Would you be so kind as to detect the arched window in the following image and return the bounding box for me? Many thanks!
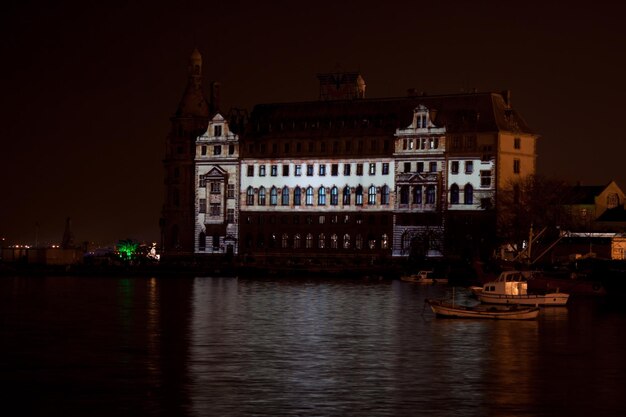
[246,186,255,205]
[258,186,266,206]
[381,234,389,249]
[306,186,314,205]
[343,234,351,249]
[294,187,302,206]
[400,185,409,204]
[413,186,422,204]
[198,232,206,251]
[270,186,278,206]
[368,185,377,205]
[450,184,459,204]
[464,183,473,205]
[318,233,325,249]
[294,234,301,249]
[381,185,390,205]
[331,234,338,249]
[282,233,289,248]
[281,186,289,206]
[306,233,313,248]
[426,185,436,204]
[318,186,326,205]
[355,186,363,206]
[356,234,363,249]
[330,186,339,205]
[343,186,351,205]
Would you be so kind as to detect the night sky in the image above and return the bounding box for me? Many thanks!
[2,0,625,246]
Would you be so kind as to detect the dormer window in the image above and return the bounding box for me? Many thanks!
[214,125,222,136]
[608,193,619,209]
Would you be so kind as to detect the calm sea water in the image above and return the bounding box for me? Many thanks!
[1,275,626,417]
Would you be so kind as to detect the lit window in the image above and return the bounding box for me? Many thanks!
[294,187,302,206]
[330,186,339,205]
[343,186,351,205]
[331,234,338,249]
[356,234,363,250]
[271,165,277,176]
[369,163,376,175]
[368,185,376,205]
[306,186,314,205]
[318,187,326,205]
[343,234,351,249]
[355,186,363,205]
[281,186,289,205]
[295,165,302,176]
[259,165,266,176]
[319,164,326,176]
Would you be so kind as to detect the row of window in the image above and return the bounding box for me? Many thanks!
[198,181,236,197]
[243,213,390,225]
[199,144,236,156]
[246,162,390,177]
[246,138,392,155]
[244,233,390,250]
[401,137,440,150]
[245,185,391,206]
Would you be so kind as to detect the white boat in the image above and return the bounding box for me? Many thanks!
[477,270,569,306]
[400,270,448,284]
[426,298,540,320]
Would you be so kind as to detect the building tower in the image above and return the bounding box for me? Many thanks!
[161,48,210,256]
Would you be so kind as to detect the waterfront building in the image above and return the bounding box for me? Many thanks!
[163,50,538,263]
[194,114,240,255]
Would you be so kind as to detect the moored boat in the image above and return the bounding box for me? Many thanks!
[400,270,448,284]
[477,270,569,306]
[426,298,540,320]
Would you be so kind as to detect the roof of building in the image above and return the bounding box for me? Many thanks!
[245,91,534,139]
[563,184,610,205]
[596,206,626,222]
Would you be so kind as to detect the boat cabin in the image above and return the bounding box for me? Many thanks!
[483,271,529,296]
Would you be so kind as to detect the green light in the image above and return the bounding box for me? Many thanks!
[117,239,139,261]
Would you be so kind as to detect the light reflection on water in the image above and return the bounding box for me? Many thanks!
[1,276,626,416]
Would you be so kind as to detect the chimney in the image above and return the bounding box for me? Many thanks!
[501,89,511,107]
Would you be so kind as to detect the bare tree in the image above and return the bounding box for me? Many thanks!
[497,174,570,251]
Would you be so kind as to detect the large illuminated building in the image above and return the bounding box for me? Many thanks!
[161,50,537,263]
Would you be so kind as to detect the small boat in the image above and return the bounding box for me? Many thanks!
[400,270,448,284]
[477,271,569,306]
[426,298,540,320]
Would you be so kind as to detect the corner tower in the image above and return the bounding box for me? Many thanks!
[161,48,210,256]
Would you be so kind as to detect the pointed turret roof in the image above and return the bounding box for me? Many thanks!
[175,48,210,118]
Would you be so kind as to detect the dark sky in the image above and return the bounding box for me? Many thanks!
[2,0,626,246]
